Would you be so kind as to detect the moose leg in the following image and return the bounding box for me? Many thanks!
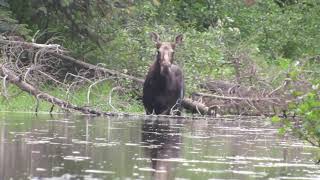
[144,105,154,115]
[154,103,170,115]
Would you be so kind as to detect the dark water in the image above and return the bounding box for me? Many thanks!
[0,113,320,180]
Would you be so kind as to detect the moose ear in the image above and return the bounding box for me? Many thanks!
[175,34,183,45]
[150,32,160,43]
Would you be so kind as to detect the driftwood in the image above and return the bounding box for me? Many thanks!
[181,98,215,115]
[195,80,290,116]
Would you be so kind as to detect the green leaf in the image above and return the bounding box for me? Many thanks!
[278,58,291,69]
[271,116,281,123]
[278,127,287,135]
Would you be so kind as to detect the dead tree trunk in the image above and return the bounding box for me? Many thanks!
[51,53,145,84]
[0,63,109,115]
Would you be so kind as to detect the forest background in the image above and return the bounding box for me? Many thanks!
[0,0,319,146]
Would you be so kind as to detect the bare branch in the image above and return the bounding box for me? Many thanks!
[0,39,63,51]
[87,78,115,104]
[108,86,123,112]
[194,92,280,102]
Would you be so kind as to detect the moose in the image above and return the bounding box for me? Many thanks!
[143,32,184,115]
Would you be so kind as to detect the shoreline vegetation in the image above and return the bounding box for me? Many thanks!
[0,0,319,147]
[0,40,290,117]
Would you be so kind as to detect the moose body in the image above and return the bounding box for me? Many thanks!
[143,33,184,115]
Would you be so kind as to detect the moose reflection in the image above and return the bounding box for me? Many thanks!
[141,119,182,180]
[143,32,184,115]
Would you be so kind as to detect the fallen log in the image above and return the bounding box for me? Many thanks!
[181,98,212,115]
[51,53,145,85]
[0,63,106,115]
[195,80,289,116]
[193,92,280,102]
[0,39,62,49]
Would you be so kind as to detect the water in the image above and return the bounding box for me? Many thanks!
[0,113,319,180]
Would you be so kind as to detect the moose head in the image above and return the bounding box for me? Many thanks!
[150,32,183,75]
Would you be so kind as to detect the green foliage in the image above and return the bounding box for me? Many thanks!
[5,0,319,73]
[0,6,31,38]
[293,84,320,145]
[2,0,320,146]
[271,59,320,146]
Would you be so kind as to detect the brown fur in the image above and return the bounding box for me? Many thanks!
[143,33,184,115]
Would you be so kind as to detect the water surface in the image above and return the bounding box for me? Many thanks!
[0,113,319,180]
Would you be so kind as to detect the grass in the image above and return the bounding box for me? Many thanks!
[0,82,144,114]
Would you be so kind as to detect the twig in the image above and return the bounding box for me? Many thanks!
[50,104,55,114]
[37,70,67,87]
[108,86,123,112]
[64,72,93,84]
[87,78,115,104]
[268,78,290,97]
[35,95,39,114]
